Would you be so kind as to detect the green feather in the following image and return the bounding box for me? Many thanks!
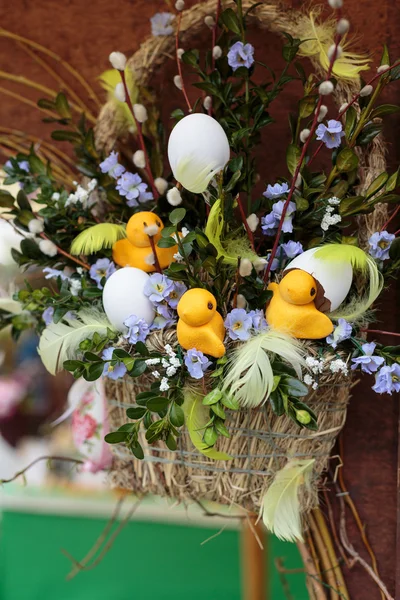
[183,388,231,461]
[262,458,315,542]
[222,330,306,408]
[314,244,383,321]
[70,224,126,256]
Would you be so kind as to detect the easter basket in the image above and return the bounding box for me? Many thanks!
[95,0,389,521]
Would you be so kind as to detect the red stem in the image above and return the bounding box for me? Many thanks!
[237,195,255,251]
[175,12,192,113]
[360,329,400,338]
[148,235,162,274]
[119,71,159,200]
[211,0,222,70]
[381,204,400,232]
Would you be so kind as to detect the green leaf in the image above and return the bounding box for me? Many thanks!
[0,190,15,208]
[17,189,32,211]
[336,148,359,172]
[145,420,165,443]
[130,443,144,459]
[136,391,158,403]
[286,144,301,176]
[118,423,137,432]
[147,396,170,412]
[370,104,400,119]
[63,359,84,371]
[135,341,149,356]
[220,393,239,410]
[37,98,56,110]
[170,403,184,427]
[225,170,242,193]
[298,95,317,119]
[344,106,357,139]
[203,427,218,447]
[211,403,226,419]
[84,362,104,381]
[104,431,128,444]
[389,237,400,260]
[203,389,223,405]
[284,377,309,397]
[129,360,147,377]
[356,123,382,146]
[214,420,230,438]
[228,156,244,172]
[51,130,82,143]
[20,238,42,259]
[339,196,369,217]
[220,8,241,35]
[365,173,389,200]
[126,407,147,419]
[385,168,400,193]
[181,50,199,67]
[165,432,177,451]
[269,389,284,415]
[55,92,71,118]
[171,108,185,121]
[169,208,186,224]
[157,236,177,248]
[28,154,47,175]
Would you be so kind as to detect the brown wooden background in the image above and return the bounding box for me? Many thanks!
[0,0,399,597]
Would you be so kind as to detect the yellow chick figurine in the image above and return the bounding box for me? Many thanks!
[113,212,178,272]
[177,289,226,358]
[266,270,334,339]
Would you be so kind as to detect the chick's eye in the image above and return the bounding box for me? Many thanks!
[143,221,147,227]
[156,221,161,227]
[310,287,316,297]
[207,302,213,310]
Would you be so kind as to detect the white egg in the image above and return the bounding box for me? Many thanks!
[102,267,155,331]
[284,248,353,312]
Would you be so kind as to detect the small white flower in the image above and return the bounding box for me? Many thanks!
[304,374,315,386]
[239,258,252,277]
[204,15,215,28]
[145,358,161,366]
[300,128,310,143]
[305,356,325,374]
[133,150,146,169]
[154,177,169,195]
[253,257,267,272]
[144,252,155,266]
[173,251,184,262]
[144,224,160,237]
[28,218,44,234]
[175,0,185,10]
[312,382,319,390]
[39,239,57,257]
[236,294,247,309]
[181,226,189,238]
[167,187,182,206]
[160,377,170,392]
[203,96,212,111]
[360,84,373,97]
[51,192,60,202]
[152,370,161,379]
[319,81,334,95]
[246,213,259,232]
[161,359,170,369]
[328,0,343,8]
[133,103,148,123]
[114,82,126,102]
[177,48,185,60]
[170,357,181,368]
[336,18,350,35]
[88,179,97,192]
[212,45,222,60]
[316,104,328,122]
[377,64,390,74]
[69,278,82,296]
[109,51,127,71]
[327,44,343,61]
[166,366,177,377]
[329,359,349,375]
[328,196,340,205]
[321,212,342,231]
[164,344,176,358]
[173,75,183,90]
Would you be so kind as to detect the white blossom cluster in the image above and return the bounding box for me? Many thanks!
[329,358,349,375]
[305,356,325,374]
[304,354,349,390]
[145,344,182,392]
[321,196,342,231]
[65,179,97,208]
[303,373,319,390]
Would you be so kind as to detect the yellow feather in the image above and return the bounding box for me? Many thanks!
[183,388,231,461]
[262,458,315,542]
[70,224,126,256]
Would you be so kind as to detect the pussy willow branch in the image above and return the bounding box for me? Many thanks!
[359,328,400,337]
[119,71,159,200]
[175,12,192,112]
[381,205,400,232]
[0,455,83,484]
[211,0,222,70]
[237,195,255,250]
[263,29,343,283]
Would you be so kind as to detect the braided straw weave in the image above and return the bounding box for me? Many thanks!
[96,1,388,517]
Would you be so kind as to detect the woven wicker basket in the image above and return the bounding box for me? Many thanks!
[96,0,388,519]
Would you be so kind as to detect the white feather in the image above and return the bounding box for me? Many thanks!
[222,330,306,408]
[38,309,114,375]
[0,298,22,314]
[262,458,315,542]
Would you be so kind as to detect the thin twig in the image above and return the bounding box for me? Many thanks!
[175,12,192,112]
[0,455,83,484]
[322,489,350,568]
[39,232,90,270]
[359,328,400,338]
[148,235,162,273]
[237,194,255,250]
[297,541,327,600]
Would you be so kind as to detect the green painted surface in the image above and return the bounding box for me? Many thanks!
[0,511,308,599]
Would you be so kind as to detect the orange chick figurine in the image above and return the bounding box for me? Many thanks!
[177,289,226,358]
[113,212,178,273]
[266,270,334,339]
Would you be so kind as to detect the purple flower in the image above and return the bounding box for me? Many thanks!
[266,246,285,271]
[102,347,127,380]
[18,160,30,173]
[368,231,395,260]
[115,172,153,206]
[263,182,289,199]
[326,318,352,348]
[4,160,12,169]
[351,342,385,374]
[372,363,400,395]
[89,258,116,289]
[167,281,187,309]
[99,151,125,179]
[261,212,278,235]
[151,305,177,330]
[248,309,268,331]
[281,240,304,259]
[184,348,212,379]
[224,308,253,341]
[227,41,255,71]
[316,120,345,149]
[262,200,296,236]
[144,273,174,305]
[123,314,150,344]
[43,267,70,281]
[42,306,54,325]
[150,12,174,36]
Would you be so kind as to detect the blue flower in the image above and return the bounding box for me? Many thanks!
[263,182,289,199]
[42,306,54,325]
[184,349,212,379]
[116,172,153,206]
[351,342,385,374]
[227,41,255,71]
[266,246,285,271]
[316,120,345,149]
[224,308,253,341]
[43,267,70,281]
[102,347,127,380]
[167,281,187,309]
[18,160,30,173]
[372,363,400,395]
[248,309,268,331]
[281,240,304,259]
[89,258,116,289]
[261,212,278,235]
[262,200,296,235]
[150,12,174,36]
[151,305,177,330]
[326,318,352,348]
[368,230,395,260]
[144,273,174,305]
[99,151,125,179]
[123,314,150,344]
